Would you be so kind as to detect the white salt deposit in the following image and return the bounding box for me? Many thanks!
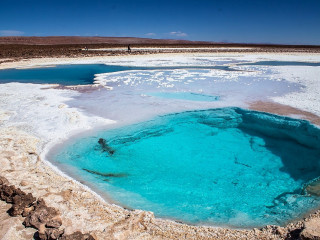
[271,66,320,116]
[0,52,320,239]
[0,52,319,154]
[0,83,114,150]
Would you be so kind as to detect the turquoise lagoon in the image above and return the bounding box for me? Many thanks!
[0,64,235,85]
[3,62,320,228]
[53,108,320,228]
[0,64,136,85]
[2,60,315,85]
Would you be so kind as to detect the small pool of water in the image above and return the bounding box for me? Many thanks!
[0,64,235,85]
[146,92,219,102]
[0,61,318,85]
[52,108,320,228]
[0,64,135,85]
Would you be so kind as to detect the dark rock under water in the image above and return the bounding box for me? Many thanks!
[304,178,320,196]
[83,168,128,178]
[54,107,320,228]
[98,138,115,155]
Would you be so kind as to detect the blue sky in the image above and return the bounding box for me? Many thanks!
[0,0,319,45]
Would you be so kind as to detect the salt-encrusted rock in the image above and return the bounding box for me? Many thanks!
[60,231,95,240]
[0,176,9,185]
[275,226,287,237]
[0,201,36,240]
[38,224,46,239]
[9,192,36,216]
[23,199,61,229]
[0,185,15,202]
[260,225,287,239]
[23,198,65,240]
[300,218,320,240]
[0,185,25,203]
[38,227,64,240]
[22,206,34,217]
[0,177,35,216]
[20,180,29,186]
[46,215,63,228]
[0,177,95,240]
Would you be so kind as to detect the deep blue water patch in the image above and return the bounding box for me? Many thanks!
[0,64,134,85]
[52,108,320,228]
[0,64,236,85]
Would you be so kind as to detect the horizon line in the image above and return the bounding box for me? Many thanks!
[0,36,319,47]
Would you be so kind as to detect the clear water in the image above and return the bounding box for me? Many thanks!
[0,61,318,86]
[0,64,135,85]
[4,61,318,227]
[53,108,320,228]
[146,92,219,101]
[0,64,235,85]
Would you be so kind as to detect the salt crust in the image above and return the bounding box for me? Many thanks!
[0,52,320,239]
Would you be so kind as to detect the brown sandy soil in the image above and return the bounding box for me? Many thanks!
[0,36,319,59]
[0,36,212,45]
[0,201,36,239]
[249,101,320,126]
[1,44,319,60]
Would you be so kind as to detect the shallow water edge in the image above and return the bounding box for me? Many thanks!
[48,107,320,228]
[2,53,320,239]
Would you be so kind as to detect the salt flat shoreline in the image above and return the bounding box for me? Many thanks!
[1,52,320,239]
[1,51,320,69]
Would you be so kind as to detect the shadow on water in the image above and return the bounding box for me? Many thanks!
[51,107,320,227]
[240,126,320,182]
[237,110,320,182]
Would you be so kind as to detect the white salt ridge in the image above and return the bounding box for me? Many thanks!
[1,52,319,70]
